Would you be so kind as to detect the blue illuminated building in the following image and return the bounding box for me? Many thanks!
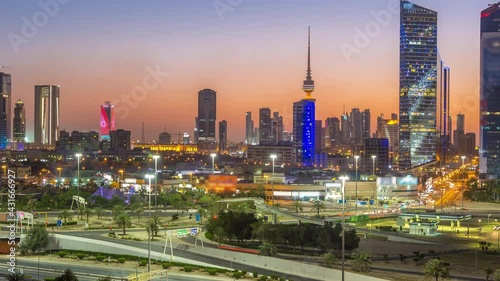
[293,27,316,167]
[399,0,438,170]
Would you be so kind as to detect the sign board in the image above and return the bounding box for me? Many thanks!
[195,213,200,222]
[176,229,188,237]
[16,211,24,219]
[396,218,406,227]
[57,220,62,226]
[190,228,198,236]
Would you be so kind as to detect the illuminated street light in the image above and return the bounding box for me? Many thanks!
[145,174,154,272]
[75,153,82,205]
[153,155,160,212]
[354,155,359,213]
[210,153,216,174]
[339,176,349,281]
[270,154,277,207]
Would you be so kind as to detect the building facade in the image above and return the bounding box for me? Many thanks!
[13,99,26,144]
[34,85,60,148]
[100,101,115,141]
[259,107,272,144]
[218,120,227,153]
[197,89,217,149]
[0,73,11,149]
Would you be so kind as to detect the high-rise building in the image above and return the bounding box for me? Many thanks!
[0,72,11,149]
[324,117,340,150]
[399,0,438,170]
[245,111,254,145]
[13,99,26,143]
[197,89,217,149]
[340,112,351,145]
[350,108,362,145]
[293,27,316,167]
[362,109,371,143]
[376,114,399,151]
[453,113,465,151]
[438,62,451,164]
[110,129,131,152]
[159,132,171,145]
[100,101,115,141]
[363,138,389,175]
[34,85,60,147]
[272,112,283,143]
[219,120,227,152]
[259,107,272,143]
[480,3,500,178]
[315,120,323,153]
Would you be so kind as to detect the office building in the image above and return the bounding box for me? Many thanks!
[247,142,293,166]
[197,89,216,149]
[159,132,171,145]
[324,117,340,150]
[272,112,284,143]
[350,108,362,145]
[245,111,254,145]
[0,72,11,149]
[259,107,272,143]
[453,113,465,152]
[340,112,351,145]
[362,109,371,143]
[293,27,316,167]
[13,99,26,143]
[438,62,451,164]
[364,138,390,175]
[57,130,99,152]
[110,129,131,152]
[100,101,115,140]
[399,1,438,170]
[34,85,60,148]
[480,2,500,178]
[219,120,227,152]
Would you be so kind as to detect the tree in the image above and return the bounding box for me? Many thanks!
[423,258,451,281]
[77,205,85,220]
[114,212,132,235]
[84,208,93,224]
[344,228,360,250]
[214,227,226,246]
[485,268,495,281]
[134,204,144,223]
[311,201,325,217]
[259,241,278,257]
[321,253,338,268]
[290,200,303,213]
[7,272,26,281]
[54,268,78,281]
[479,241,492,252]
[352,252,371,272]
[196,207,207,224]
[58,210,73,226]
[151,215,162,236]
[19,224,49,255]
[94,207,104,219]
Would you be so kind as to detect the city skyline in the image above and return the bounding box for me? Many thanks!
[0,0,491,142]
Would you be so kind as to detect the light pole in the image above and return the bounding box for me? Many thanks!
[367,221,372,259]
[339,176,349,281]
[270,154,277,207]
[354,155,359,213]
[75,153,82,205]
[145,174,154,272]
[488,214,491,224]
[153,155,160,212]
[371,155,376,210]
[210,153,216,174]
[461,155,466,208]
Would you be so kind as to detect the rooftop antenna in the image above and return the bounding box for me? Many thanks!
[141,121,145,143]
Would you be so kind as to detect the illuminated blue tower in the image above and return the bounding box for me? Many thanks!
[293,27,316,167]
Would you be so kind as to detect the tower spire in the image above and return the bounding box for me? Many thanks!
[302,26,315,99]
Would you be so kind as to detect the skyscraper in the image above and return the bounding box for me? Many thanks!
[0,72,11,149]
[362,109,371,143]
[399,0,438,170]
[259,107,272,143]
[293,26,316,167]
[219,120,227,153]
[245,111,254,145]
[350,108,362,145]
[13,99,26,143]
[34,85,60,147]
[438,62,451,164]
[272,112,283,143]
[324,117,340,150]
[480,2,500,178]
[100,101,115,140]
[197,89,217,149]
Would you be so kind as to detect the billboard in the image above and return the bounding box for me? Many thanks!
[206,175,237,193]
[100,102,115,137]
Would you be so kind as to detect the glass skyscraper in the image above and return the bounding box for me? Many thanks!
[399,0,438,170]
[0,72,11,149]
[197,88,217,149]
[34,85,60,147]
[480,3,500,178]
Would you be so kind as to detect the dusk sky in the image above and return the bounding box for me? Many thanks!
[0,0,491,143]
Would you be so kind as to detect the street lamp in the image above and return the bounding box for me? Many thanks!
[75,153,82,205]
[153,155,160,212]
[367,222,372,259]
[210,153,216,174]
[488,214,491,224]
[145,174,154,272]
[461,155,466,208]
[270,154,277,207]
[339,176,349,281]
[354,155,359,213]
[371,155,376,210]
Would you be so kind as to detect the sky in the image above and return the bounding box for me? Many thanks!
[0,0,492,143]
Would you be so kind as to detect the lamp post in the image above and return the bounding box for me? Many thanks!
[354,155,359,213]
[339,176,349,281]
[75,153,82,205]
[371,155,376,210]
[461,155,466,208]
[210,153,216,174]
[270,154,277,207]
[57,167,62,187]
[367,222,372,259]
[145,174,154,272]
[488,214,491,224]
[153,155,160,212]
[495,226,500,250]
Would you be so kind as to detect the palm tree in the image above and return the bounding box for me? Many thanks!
[77,205,85,220]
[134,205,144,223]
[6,272,26,281]
[352,252,371,272]
[290,200,303,213]
[484,268,495,281]
[151,215,162,236]
[311,201,325,217]
[196,207,207,224]
[321,253,338,268]
[94,207,104,219]
[214,227,226,246]
[259,241,278,257]
[423,258,451,281]
[58,210,73,226]
[84,208,93,224]
[114,212,132,235]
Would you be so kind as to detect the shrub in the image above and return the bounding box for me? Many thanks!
[117,258,126,263]
[162,262,171,269]
[207,269,218,276]
[183,266,193,272]
[260,276,268,281]
[217,268,228,274]
[279,278,286,281]
[233,271,243,279]
[57,251,68,258]
[139,260,148,266]
[133,238,142,241]
[253,272,259,278]
[96,255,106,261]
[76,253,86,259]
[172,214,179,221]
[205,232,214,241]
[242,270,247,276]
[44,278,55,281]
